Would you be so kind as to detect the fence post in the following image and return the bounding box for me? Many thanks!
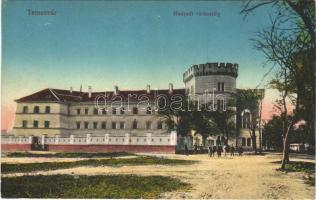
[125,133,130,145]
[8,135,12,144]
[19,136,22,144]
[146,133,152,145]
[104,134,109,144]
[170,131,177,146]
[70,135,74,144]
[86,134,91,145]
[28,136,33,144]
[41,135,46,149]
[55,135,60,144]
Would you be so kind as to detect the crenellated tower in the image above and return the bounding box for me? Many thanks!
[183,62,238,106]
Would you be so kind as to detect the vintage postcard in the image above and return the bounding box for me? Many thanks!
[1,0,315,199]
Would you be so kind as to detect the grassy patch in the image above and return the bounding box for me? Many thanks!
[6,151,132,158]
[1,174,190,198]
[2,156,196,174]
[284,161,315,186]
[284,161,315,174]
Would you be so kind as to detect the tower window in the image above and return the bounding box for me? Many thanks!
[217,99,225,111]
[85,108,89,115]
[77,109,81,115]
[217,82,225,92]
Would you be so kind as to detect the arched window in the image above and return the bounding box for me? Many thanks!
[241,110,251,129]
[247,138,251,146]
[242,138,246,146]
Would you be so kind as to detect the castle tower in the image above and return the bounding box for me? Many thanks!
[183,62,238,106]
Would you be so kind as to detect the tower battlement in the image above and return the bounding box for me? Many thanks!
[183,62,239,82]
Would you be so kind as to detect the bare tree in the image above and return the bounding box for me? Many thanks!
[241,0,315,169]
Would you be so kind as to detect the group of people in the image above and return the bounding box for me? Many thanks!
[184,144,244,157]
[207,144,243,157]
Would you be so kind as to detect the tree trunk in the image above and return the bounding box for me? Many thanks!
[281,136,289,169]
[252,129,257,154]
[281,123,292,169]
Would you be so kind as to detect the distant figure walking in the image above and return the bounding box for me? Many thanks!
[212,146,217,157]
[184,144,189,156]
[194,144,198,154]
[217,146,222,157]
[208,145,212,157]
[231,146,235,156]
[238,146,243,156]
[224,145,230,156]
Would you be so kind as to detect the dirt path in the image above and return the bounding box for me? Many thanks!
[1,154,314,199]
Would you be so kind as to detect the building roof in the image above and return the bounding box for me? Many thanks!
[15,88,186,103]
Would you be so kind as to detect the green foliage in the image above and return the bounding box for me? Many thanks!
[159,96,237,140]
[6,152,132,158]
[1,175,190,198]
[263,115,284,151]
[1,156,196,174]
[236,89,260,114]
[284,161,315,174]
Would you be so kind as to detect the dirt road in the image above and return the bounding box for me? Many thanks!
[2,153,314,199]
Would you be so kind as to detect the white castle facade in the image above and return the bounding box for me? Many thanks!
[3,62,263,153]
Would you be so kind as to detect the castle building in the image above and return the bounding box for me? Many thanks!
[5,62,263,153]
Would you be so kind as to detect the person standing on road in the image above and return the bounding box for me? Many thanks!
[184,144,189,156]
[212,146,217,157]
[238,146,243,156]
[194,143,198,154]
[231,146,235,156]
[208,145,212,157]
[217,145,222,157]
[224,145,230,156]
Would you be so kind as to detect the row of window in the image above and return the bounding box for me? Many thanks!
[76,107,152,115]
[22,120,50,128]
[22,106,50,114]
[187,82,225,94]
[76,120,163,130]
[21,105,154,116]
[21,120,163,130]
[241,138,252,147]
[47,138,169,143]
